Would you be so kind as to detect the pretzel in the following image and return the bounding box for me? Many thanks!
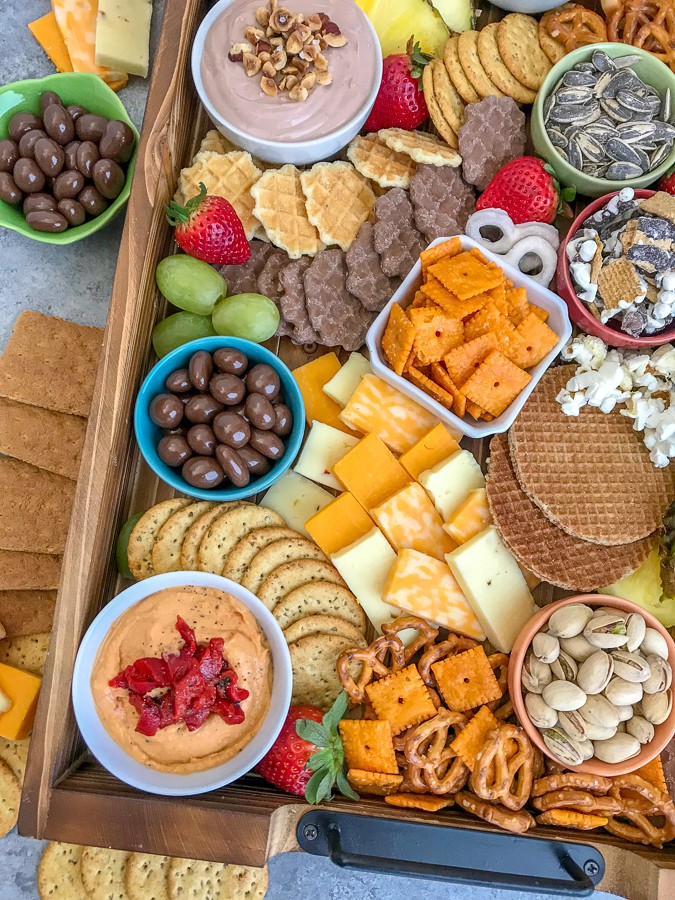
[533,790,623,815]
[633,5,675,71]
[382,615,439,664]
[492,698,514,721]
[337,635,406,703]
[455,791,535,834]
[532,747,545,781]
[542,3,607,51]
[399,762,428,793]
[471,725,534,811]
[417,636,478,687]
[532,773,612,798]
[485,653,509,713]
[606,775,675,846]
[404,708,469,795]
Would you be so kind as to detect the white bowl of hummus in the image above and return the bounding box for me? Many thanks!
[73,571,292,795]
[192,0,382,165]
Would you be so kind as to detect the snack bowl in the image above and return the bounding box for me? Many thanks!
[509,594,675,776]
[489,0,560,11]
[72,571,293,795]
[531,44,675,199]
[0,72,139,244]
[556,189,675,348]
[365,235,572,438]
[134,336,304,500]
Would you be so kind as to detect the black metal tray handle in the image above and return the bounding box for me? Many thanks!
[297,811,605,896]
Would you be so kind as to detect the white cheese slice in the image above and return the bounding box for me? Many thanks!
[260,470,333,537]
[446,526,537,652]
[419,449,485,520]
[95,0,153,77]
[323,352,372,407]
[293,421,359,490]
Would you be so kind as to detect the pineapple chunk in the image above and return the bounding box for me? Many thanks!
[600,547,675,628]
[356,0,449,58]
[428,0,473,34]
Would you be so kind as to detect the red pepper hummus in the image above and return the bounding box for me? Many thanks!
[91,585,272,774]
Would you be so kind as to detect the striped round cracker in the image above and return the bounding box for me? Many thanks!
[124,852,170,900]
[128,498,192,580]
[273,582,366,632]
[444,35,480,104]
[422,62,458,150]
[258,559,345,611]
[38,842,89,900]
[241,537,327,595]
[0,737,29,782]
[180,502,248,570]
[0,631,50,675]
[431,57,465,136]
[289,633,357,709]
[497,13,552,92]
[222,526,300,583]
[283,614,367,647]
[457,30,505,100]
[151,501,215,574]
[477,23,537,105]
[80,847,130,900]
[197,506,285,574]
[0,757,19,837]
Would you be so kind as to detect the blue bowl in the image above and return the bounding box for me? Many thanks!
[134,337,305,501]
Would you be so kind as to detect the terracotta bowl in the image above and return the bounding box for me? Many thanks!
[509,594,675,776]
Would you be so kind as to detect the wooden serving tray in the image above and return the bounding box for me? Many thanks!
[19,0,675,895]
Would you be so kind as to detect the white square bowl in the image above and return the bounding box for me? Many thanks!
[365,235,572,438]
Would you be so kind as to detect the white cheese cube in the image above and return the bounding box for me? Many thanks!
[419,449,485,520]
[293,421,359,490]
[95,0,153,77]
[261,470,333,536]
[323,352,372,406]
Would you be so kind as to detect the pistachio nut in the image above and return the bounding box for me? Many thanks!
[610,649,651,684]
[548,604,594,638]
[641,690,673,725]
[625,613,647,653]
[550,650,578,682]
[560,634,596,662]
[524,692,558,729]
[641,627,669,659]
[577,650,614,695]
[584,614,629,649]
[532,632,560,665]
[616,721,627,733]
[614,704,633,722]
[597,606,628,620]
[582,720,617,741]
[579,737,595,760]
[558,709,589,741]
[521,652,552,694]
[542,679,587,711]
[542,727,585,766]
[626,715,655,744]
[593,732,641,764]
[604,676,643,707]
[579,693,620,728]
[643,655,673,694]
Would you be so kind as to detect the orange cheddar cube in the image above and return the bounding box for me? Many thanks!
[443,488,492,544]
[332,434,410,511]
[0,662,42,741]
[371,482,456,561]
[293,353,359,436]
[306,492,374,557]
[399,423,461,480]
[383,549,485,639]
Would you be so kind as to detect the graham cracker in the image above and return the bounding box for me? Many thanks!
[639,191,675,224]
[0,397,86,480]
[379,128,462,168]
[300,161,376,251]
[0,590,56,637]
[0,311,102,417]
[0,550,62,590]
[346,133,417,189]
[487,433,655,590]
[597,257,642,310]
[250,164,324,258]
[509,365,674,545]
[0,458,75,554]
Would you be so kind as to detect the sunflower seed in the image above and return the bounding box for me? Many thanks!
[550,103,596,124]
[548,128,568,149]
[565,138,583,170]
[600,98,635,122]
[592,50,615,72]
[557,86,594,105]
[577,133,605,162]
[563,70,597,87]
[617,121,657,143]
[651,143,672,167]
[613,54,642,69]
[661,88,671,121]
[606,137,644,166]
[603,71,643,98]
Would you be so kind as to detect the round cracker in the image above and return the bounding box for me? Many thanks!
[538,14,566,65]
[38,842,89,899]
[431,57,465,135]
[222,526,300,583]
[422,62,458,150]
[198,506,285,574]
[258,559,345,611]
[444,35,480,104]
[128,498,192,580]
[241,537,327,595]
[0,737,29,782]
[289,633,357,709]
[0,631,50,675]
[0,757,19,837]
[457,30,505,100]
[124,852,170,900]
[80,847,130,900]
[477,23,537,105]
[497,13,552,92]
[180,502,248,570]
[222,865,268,900]
[167,858,228,900]
[273,582,366,632]
[151,501,215,575]
[283,614,367,647]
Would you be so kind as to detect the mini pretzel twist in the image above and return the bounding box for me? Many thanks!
[455,791,535,834]
[381,615,439,664]
[403,708,469,795]
[471,725,534,811]
[542,4,607,51]
[532,790,623,815]
[417,636,478,687]
[485,653,509,713]
[336,635,405,703]
[532,773,613,798]
[606,775,675,847]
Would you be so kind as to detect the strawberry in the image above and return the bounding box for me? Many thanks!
[256,692,357,803]
[476,157,576,225]
[364,38,431,132]
[165,182,250,265]
[659,168,675,195]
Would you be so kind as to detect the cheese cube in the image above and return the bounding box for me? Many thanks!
[323,352,372,406]
[294,422,359,490]
[261,471,333,536]
[52,0,127,85]
[444,488,492,544]
[371,482,456,561]
[293,354,358,436]
[0,662,42,740]
[399,423,461,480]
[332,434,410,511]
[95,0,153,78]
[446,526,536,652]
[340,374,439,455]
[383,549,485,640]
[419,450,485,521]
[306,492,373,557]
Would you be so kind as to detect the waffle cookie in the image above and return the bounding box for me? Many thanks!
[300,161,376,252]
[379,128,462,168]
[346,133,417,189]
[250,164,324,258]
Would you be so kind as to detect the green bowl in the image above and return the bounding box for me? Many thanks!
[0,72,139,244]
[531,43,675,198]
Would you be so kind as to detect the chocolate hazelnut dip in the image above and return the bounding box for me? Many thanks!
[200,0,380,143]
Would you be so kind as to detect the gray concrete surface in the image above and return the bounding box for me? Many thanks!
[0,1,624,897]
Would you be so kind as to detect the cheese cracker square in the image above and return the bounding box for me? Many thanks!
[410,290,428,310]
[382,304,416,375]
[385,793,454,811]
[461,350,531,417]
[432,645,502,712]
[508,312,559,368]
[505,287,529,325]
[365,664,436,734]
[634,757,668,795]
[410,308,464,364]
[450,705,500,770]
[420,237,462,278]
[536,810,608,830]
[430,252,503,300]
[347,769,403,795]
[408,365,456,410]
[444,334,498,386]
[422,280,487,319]
[338,719,398,774]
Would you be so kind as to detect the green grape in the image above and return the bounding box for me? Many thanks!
[116,512,143,579]
[155,255,226,315]
[152,311,217,358]
[212,293,280,343]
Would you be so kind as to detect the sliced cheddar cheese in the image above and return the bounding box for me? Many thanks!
[306,492,374,557]
[339,374,439,455]
[293,353,358,436]
[29,12,73,72]
[371,482,456,561]
[419,449,485,521]
[332,433,410,511]
[444,488,491,545]
[260,470,333,536]
[399,423,461,480]
[323,352,372,407]
[383,549,485,640]
[0,662,42,741]
[52,0,128,87]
